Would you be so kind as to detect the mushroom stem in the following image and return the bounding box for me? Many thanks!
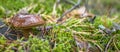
[39,26,46,38]
[86,13,96,23]
[22,28,33,39]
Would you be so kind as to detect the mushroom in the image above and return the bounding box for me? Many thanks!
[57,6,96,24]
[75,6,96,23]
[5,13,45,39]
[66,6,96,23]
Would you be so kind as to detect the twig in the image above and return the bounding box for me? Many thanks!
[66,27,90,35]
[0,33,3,36]
[4,26,11,35]
[113,38,119,51]
[91,41,103,52]
[64,0,76,5]
[105,35,115,52]
[52,0,60,17]
[57,0,81,23]
[52,0,76,17]
[0,24,5,28]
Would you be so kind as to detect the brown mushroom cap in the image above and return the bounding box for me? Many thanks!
[10,14,45,29]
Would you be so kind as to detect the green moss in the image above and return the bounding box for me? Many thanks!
[94,16,113,28]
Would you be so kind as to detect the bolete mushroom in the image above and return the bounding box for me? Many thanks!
[5,13,45,39]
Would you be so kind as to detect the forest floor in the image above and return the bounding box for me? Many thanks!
[0,0,120,52]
